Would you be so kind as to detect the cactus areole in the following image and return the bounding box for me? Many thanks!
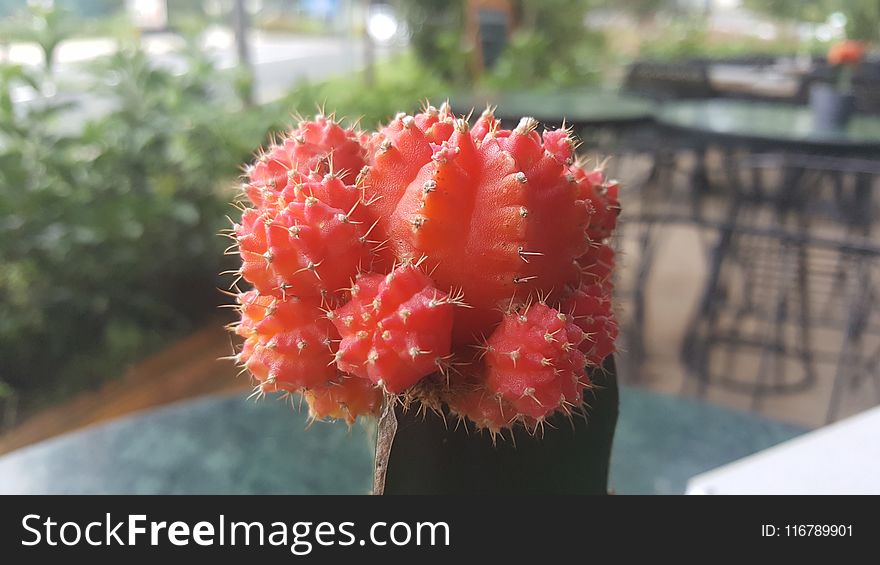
[227,103,621,493]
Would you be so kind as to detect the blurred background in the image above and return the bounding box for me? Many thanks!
[1,0,879,494]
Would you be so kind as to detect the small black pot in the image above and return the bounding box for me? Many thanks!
[809,82,855,133]
[373,357,618,495]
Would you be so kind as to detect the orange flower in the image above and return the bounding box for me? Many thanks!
[828,40,865,66]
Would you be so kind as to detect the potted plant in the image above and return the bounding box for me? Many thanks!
[810,39,865,132]
[226,103,620,494]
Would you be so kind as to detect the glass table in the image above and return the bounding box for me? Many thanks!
[0,388,805,495]
[657,99,880,154]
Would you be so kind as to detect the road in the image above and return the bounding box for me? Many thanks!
[4,28,392,124]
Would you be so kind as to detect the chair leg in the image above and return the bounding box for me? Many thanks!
[827,263,871,423]
[796,236,817,391]
[626,220,660,381]
[749,238,789,411]
[682,219,739,398]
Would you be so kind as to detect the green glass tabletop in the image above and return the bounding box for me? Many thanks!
[658,99,880,147]
[450,89,655,126]
[0,386,805,495]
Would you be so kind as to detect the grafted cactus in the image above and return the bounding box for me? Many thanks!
[226,103,620,493]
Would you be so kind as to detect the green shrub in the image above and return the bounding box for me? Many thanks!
[401,0,604,90]
[486,29,604,90]
[0,41,276,411]
[399,0,471,85]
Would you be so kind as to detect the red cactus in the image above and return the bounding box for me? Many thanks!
[235,196,371,304]
[330,264,456,393]
[446,385,513,437]
[234,290,337,393]
[228,104,620,431]
[483,303,589,421]
[304,376,383,426]
[562,283,618,366]
[578,243,615,286]
[247,114,367,193]
[360,111,588,342]
[573,167,620,243]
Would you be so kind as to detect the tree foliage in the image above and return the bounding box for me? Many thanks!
[399,0,606,87]
[396,0,470,84]
[744,0,880,41]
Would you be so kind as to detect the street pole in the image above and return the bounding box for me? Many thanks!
[232,0,254,105]
[363,0,375,86]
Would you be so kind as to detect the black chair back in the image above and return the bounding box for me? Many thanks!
[623,61,715,101]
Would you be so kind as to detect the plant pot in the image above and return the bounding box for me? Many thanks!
[809,82,855,132]
[373,356,618,495]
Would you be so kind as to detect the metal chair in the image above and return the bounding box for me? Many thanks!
[678,152,880,421]
[622,61,715,102]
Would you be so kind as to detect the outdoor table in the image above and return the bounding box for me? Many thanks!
[657,98,880,156]
[648,98,880,213]
[646,98,880,207]
[638,99,880,417]
[0,388,805,495]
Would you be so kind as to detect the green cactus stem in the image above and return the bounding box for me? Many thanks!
[373,356,618,495]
